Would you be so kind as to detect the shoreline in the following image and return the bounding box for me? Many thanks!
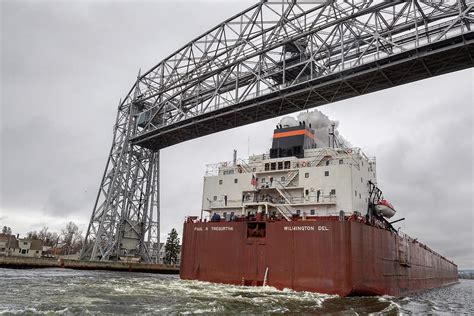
[0,256,179,274]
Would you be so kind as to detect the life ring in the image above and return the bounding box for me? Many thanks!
[301,161,307,167]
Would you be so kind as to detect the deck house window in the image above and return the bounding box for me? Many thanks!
[339,159,343,164]
[325,171,329,177]
[284,161,291,169]
[305,173,309,178]
[219,180,223,185]
[265,163,269,171]
[234,179,238,184]
[310,209,315,215]
[271,162,276,170]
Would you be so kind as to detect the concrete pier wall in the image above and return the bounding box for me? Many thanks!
[0,256,179,274]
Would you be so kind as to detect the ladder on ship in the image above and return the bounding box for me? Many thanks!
[285,170,299,187]
[309,148,335,167]
[274,181,294,221]
[398,236,411,267]
[237,159,252,173]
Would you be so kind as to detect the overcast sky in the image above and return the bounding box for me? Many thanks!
[1,0,472,269]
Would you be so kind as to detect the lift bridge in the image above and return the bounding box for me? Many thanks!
[80,0,473,262]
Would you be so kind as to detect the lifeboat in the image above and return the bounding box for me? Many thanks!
[375,199,396,218]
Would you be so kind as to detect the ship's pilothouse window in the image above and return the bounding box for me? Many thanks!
[325,171,329,177]
[219,180,223,185]
[284,161,291,169]
[271,162,276,170]
[265,163,269,171]
[278,161,283,170]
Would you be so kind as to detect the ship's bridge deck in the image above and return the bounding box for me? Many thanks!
[205,147,375,177]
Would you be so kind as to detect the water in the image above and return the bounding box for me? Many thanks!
[0,268,472,315]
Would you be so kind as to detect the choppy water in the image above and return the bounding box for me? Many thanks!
[0,268,472,315]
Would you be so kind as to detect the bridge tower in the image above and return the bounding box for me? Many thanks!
[81,78,161,262]
[81,0,473,262]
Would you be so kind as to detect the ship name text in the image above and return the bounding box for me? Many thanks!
[194,226,234,231]
[284,225,329,231]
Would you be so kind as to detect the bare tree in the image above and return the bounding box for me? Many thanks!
[37,227,59,246]
[61,222,83,255]
[27,231,39,239]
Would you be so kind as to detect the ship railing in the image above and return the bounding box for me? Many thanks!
[208,199,244,209]
[205,158,253,176]
[275,195,337,205]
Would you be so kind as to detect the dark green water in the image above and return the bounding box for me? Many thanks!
[0,268,472,315]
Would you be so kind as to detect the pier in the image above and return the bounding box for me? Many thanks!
[0,256,179,274]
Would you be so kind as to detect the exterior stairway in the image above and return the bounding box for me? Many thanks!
[309,148,334,167]
[285,170,299,186]
[274,181,295,221]
[237,159,252,173]
[275,204,293,221]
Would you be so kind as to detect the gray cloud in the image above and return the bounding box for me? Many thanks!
[1,1,472,268]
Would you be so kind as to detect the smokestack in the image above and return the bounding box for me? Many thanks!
[278,109,351,148]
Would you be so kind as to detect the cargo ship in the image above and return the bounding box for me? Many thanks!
[180,121,458,296]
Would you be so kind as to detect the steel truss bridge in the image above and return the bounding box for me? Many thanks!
[81,0,473,262]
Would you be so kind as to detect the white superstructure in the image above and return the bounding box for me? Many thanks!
[202,125,376,221]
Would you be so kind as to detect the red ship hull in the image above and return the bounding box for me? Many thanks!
[180,218,458,296]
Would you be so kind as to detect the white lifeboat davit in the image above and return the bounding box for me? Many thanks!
[375,199,396,218]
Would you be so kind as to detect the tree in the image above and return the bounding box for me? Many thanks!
[37,227,59,246]
[2,226,12,235]
[61,222,83,255]
[163,228,180,265]
[27,231,39,239]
